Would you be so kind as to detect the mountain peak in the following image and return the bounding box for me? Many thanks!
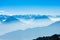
[49,21,60,27]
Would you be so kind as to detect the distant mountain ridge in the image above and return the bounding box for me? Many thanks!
[0,21,60,40]
[0,15,50,24]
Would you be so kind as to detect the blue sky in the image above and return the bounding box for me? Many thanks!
[1,0,60,7]
[0,0,60,15]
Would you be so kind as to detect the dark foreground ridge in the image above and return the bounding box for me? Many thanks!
[33,34,60,40]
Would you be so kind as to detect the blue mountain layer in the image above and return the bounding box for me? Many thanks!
[14,15,49,19]
[0,21,60,40]
[0,15,50,24]
[3,16,19,23]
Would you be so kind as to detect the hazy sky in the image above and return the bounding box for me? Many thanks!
[0,0,60,15]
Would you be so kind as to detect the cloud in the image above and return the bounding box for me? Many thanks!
[49,17,60,22]
[2,7,60,15]
[0,10,14,15]
[0,19,53,35]
[0,10,5,13]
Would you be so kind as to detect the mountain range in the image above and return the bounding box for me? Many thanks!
[0,15,50,24]
[0,21,60,40]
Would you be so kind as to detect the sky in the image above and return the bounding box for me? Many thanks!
[0,0,60,15]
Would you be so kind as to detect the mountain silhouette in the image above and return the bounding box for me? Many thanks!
[49,21,60,27]
[0,21,60,40]
[0,15,50,24]
[0,15,7,22]
[14,15,49,20]
[32,15,49,19]
[33,34,60,40]
[0,15,20,24]
[3,16,19,23]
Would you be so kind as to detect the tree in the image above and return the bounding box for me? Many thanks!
[33,34,60,40]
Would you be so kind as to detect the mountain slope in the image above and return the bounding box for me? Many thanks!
[0,21,60,40]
